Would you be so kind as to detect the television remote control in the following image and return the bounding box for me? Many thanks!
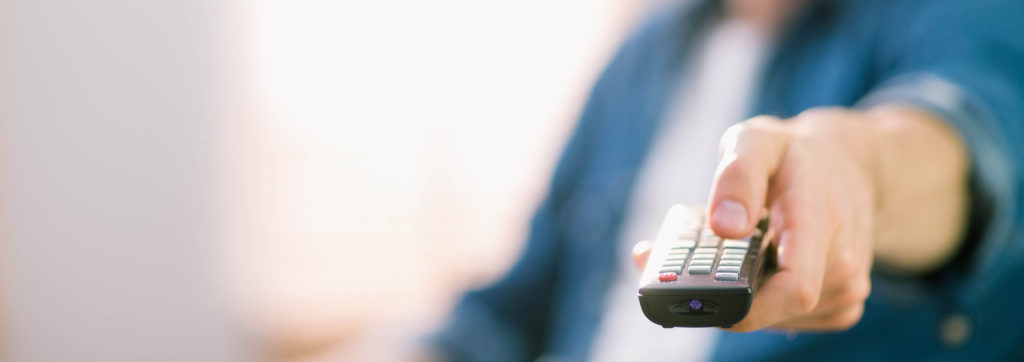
[638,205,775,328]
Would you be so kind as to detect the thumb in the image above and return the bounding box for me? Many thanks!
[631,241,652,270]
[708,118,789,238]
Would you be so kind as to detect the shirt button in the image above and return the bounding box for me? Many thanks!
[939,313,972,348]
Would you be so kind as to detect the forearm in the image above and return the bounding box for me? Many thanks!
[867,105,970,274]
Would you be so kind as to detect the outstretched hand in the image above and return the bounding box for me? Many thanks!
[633,106,969,332]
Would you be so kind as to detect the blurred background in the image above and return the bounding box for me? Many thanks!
[1,0,655,360]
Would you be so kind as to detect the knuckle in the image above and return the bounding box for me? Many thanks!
[791,107,860,141]
[719,123,749,150]
[722,122,748,140]
[850,277,872,302]
[832,306,865,331]
[778,195,816,227]
[746,115,784,128]
[794,280,821,314]
[831,277,871,306]
[718,151,754,176]
[797,106,847,120]
[722,116,783,145]
[831,250,859,281]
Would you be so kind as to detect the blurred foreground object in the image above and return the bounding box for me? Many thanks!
[1,0,248,361]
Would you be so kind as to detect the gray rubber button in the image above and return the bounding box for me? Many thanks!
[660,266,683,274]
[721,254,745,261]
[694,247,718,254]
[698,240,720,248]
[716,266,741,273]
[677,230,699,240]
[720,260,743,266]
[692,254,716,260]
[723,240,750,249]
[689,259,713,266]
[688,265,712,274]
[662,261,686,267]
[722,248,746,255]
[670,240,697,248]
[700,233,721,241]
[715,272,739,281]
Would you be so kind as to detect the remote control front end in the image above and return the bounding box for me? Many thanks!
[638,205,774,328]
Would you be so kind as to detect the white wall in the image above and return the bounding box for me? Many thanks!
[0,0,651,359]
[224,0,643,355]
[1,1,247,361]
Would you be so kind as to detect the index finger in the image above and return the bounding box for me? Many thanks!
[724,190,831,332]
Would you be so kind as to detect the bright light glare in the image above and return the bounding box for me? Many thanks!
[226,0,637,349]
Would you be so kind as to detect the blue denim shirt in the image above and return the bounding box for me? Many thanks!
[432,0,1024,360]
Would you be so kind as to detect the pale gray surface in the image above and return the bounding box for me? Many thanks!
[1,1,248,361]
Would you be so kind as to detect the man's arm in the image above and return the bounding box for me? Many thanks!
[634,0,1024,333]
[868,105,969,273]
[702,105,967,332]
[630,104,971,332]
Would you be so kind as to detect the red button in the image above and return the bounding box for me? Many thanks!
[658,272,678,282]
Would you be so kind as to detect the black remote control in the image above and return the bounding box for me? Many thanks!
[638,205,775,328]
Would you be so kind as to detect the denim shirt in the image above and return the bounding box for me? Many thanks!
[431,0,1024,360]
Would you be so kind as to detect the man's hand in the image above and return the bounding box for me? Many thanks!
[632,106,968,332]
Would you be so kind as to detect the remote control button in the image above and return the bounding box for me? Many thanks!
[688,265,712,274]
[660,266,683,274]
[717,265,741,273]
[719,260,743,266]
[722,249,746,255]
[694,247,718,254]
[689,259,713,266]
[692,254,715,260]
[697,240,720,248]
[675,232,700,240]
[662,261,686,267]
[723,240,750,249]
[700,233,721,241]
[658,272,678,282]
[670,240,697,248]
[665,256,687,261]
[721,254,745,261]
[715,272,739,281]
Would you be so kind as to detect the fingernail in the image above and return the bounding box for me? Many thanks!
[712,200,748,232]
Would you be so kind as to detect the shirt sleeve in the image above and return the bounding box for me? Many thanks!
[856,0,1024,302]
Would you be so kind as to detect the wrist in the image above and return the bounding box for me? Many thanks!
[862,105,970,273]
